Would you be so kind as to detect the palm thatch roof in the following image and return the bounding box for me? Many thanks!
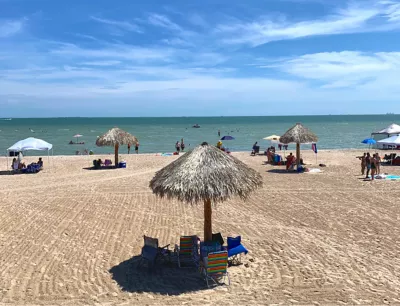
[280,123,318,144]
[149,142,263,204]
[96,127,138,147]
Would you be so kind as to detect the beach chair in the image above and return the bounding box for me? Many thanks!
[104,159,112,167]
[140,235,170,267]
[227,236,248,265]
[212,233,224,247]
[203,251,230,288]
[174,235,199,268]
[200,241,222,259]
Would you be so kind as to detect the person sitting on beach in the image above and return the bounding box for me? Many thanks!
[12,158,19,170]
[37,157,43,169]
[216,140,222,149]
[356,153,367,176]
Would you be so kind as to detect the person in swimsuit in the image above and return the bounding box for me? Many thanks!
[370,153,377,180]
[175,141,180,153]
[365,152,371,179]
[127,143,131,154]
[357,153,366,175]
[135,142,139,154]
[181,139,185,152]
[375,152,381,175]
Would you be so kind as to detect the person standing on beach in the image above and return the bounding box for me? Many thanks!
[375,152,381,174]
[128,143,131,154]
[181,139,185,152]
[357,153,366,175]
[371,154,377,180]
[175,141,180,153]
[135,142,139,154]
[365,152,371,178]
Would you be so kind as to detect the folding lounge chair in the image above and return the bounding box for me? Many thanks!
[140,235,170,267]
[203,251,230,288]
[175,235,199,268]
[227,236,248,265]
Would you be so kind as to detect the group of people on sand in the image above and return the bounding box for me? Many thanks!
[175,139,185,153]
[12,156,43,171]
[357,152,381,180]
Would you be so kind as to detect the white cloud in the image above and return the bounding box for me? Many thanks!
[0,19,24,37]
[161,38,194,47]
[147,14,182,31]
[80,60,121,66]
[90,16,143,33]
[216,1,400,46]
[268,51,400,88]
[50,43,176,63]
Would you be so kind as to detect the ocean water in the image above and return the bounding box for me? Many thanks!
[0,115,399,156]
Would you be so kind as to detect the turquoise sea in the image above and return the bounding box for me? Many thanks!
[0,115,399,156]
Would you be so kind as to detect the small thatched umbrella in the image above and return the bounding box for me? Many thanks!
[280,123,318,167]
[149,142,263,242]
[96,127,138,166]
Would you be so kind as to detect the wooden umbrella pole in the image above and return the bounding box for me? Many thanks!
[115,143,119,166]
[204,199,212,242]
[296,142,300,167]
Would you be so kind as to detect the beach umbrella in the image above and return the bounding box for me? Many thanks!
[280,123,318,168]
[263,135,280,141]
[73,134,83,143]
[96,127,138,166]
[149,142,263,242]
[220,135,235,140]
[361,138,376,144]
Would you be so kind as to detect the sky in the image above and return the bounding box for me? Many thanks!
[1,0,400,117]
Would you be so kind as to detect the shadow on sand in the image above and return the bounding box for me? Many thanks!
[0,170,39,176]
[109,255,206,295]
[267,169,299,174]
[82,166,117,171]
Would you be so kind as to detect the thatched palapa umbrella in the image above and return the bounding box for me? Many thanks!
[280,123,318,167]
[149,142,263,242]
[96,127,138,166]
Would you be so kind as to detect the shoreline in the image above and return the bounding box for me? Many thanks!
[0,148,385,160]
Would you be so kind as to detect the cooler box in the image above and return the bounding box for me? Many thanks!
[274,155,281,163]
[118,162,126,168]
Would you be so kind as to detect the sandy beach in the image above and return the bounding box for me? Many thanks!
[0,150,400,305]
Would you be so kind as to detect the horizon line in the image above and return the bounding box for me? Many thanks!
[1,113,399,119]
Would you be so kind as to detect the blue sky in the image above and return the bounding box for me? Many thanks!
[1,0,400,117]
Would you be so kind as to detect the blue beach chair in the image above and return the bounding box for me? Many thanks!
[227,236,248,265]
[140,235,170,267]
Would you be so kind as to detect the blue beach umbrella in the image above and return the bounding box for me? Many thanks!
[220,135,235,140]
[361,138,376,144]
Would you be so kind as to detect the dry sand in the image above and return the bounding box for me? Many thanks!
[0,150,399,305]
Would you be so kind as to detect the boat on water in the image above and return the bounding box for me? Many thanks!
[69,141,85,145]
[192,124,200,128]
[1,118,12,121]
